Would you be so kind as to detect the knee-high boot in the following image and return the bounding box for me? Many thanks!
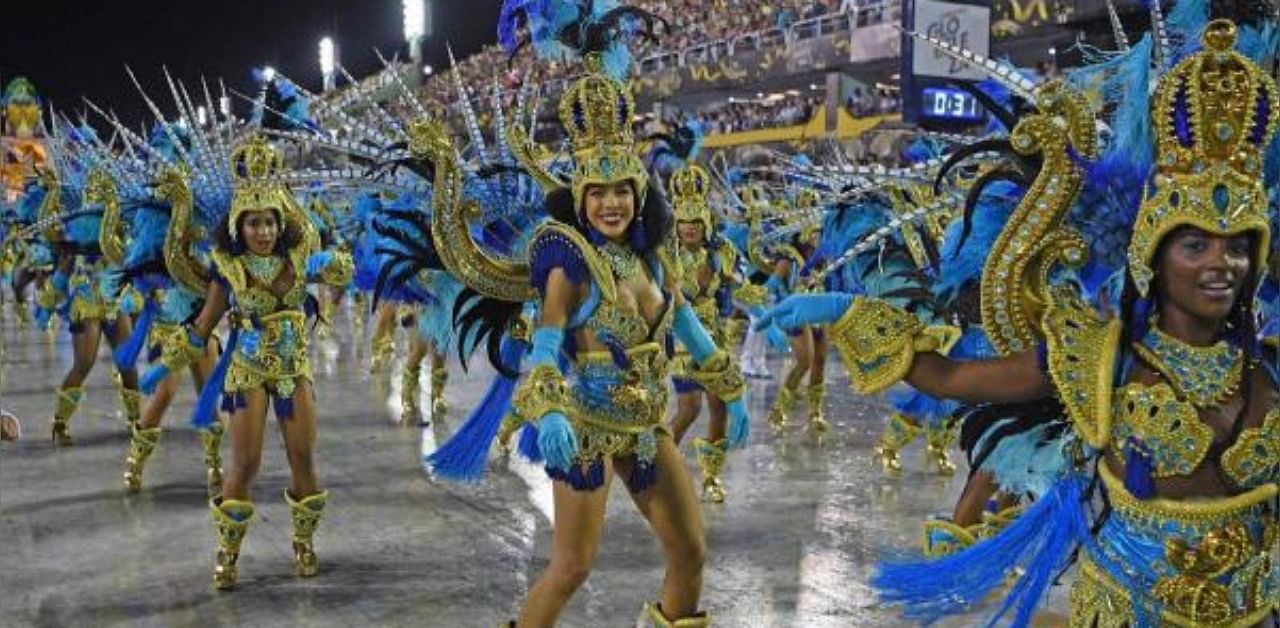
[638,602,711,627]
[874,413,921,475]
[210,497,255,590]
[122,424,161,491]
[51,386,83,445]
[285,490,329,577]
[201,421,225,494]
[692,438,728,503]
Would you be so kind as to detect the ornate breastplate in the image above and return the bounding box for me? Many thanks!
[1111,383,1213,477]
[1221,410,1280,489]
[213,249,308,317]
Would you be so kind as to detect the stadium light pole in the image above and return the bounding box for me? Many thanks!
[319,36,337,92]
[403,0,427,86]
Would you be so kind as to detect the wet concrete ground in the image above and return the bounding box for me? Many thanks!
[0,305,1070,627]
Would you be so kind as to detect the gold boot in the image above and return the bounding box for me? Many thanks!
[922,519,982,557]
[807,383,829,434]
[286,490,329,577]
[693,438,728,503]
[316,296,335,339]
[401,363,422,419]
[638,602,711,627]
[924,420,959,476]
[210,497,255,590]
[430,359,448,418]
[201,421,225,495]
[874,413,921,475]
[119,388,141,428]
[370,333,394,372]
[51,386,83,445]
[123,424,161,492]
[767,386,796,431]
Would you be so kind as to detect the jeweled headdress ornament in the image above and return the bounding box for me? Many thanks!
[228,134,293,240]
[669,163,713,235]
[559,55,648,211]
[1128,19,1278,295]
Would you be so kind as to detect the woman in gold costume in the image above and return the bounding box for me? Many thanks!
[762,19,1278,627]
[667,164,742,503]
[161,135,353,589]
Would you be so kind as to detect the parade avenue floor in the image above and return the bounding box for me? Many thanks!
[0,307,1070,627]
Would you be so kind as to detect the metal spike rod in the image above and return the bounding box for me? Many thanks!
[897,26,1038,102]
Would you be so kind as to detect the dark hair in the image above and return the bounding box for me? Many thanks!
[213,208,303,256]
[544,178,673,256]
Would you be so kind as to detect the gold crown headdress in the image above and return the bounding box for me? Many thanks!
[228,134,296,241]
[558,56,648,211]
[1128,19,1278,295]
[669,164,713,235]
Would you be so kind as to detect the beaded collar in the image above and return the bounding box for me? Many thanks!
[244,253,284,286]
[598,240,642,279]
[1133,326,1242,407]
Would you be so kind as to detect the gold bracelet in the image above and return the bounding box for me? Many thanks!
[511,365,572,422]
[829,297,934,394]
[689,349,746,401]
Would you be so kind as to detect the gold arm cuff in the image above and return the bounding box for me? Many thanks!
[689,350,746,401]
[317,250,354,286]
[733,284,767,307]
[511,365,572,422]
[829,297,928,395]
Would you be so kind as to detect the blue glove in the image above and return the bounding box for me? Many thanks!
[51,270,69,294]
[726,397,750,449]
[537,412,579,473]
[139,365,170,394]
[305,251,334,278]
[754,293,853,331]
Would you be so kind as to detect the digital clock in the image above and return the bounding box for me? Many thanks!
[921,87,985,121]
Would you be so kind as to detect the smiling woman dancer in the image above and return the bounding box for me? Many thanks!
[409,6,751,620]
[159,135,352,589]
[761,19,1279,626]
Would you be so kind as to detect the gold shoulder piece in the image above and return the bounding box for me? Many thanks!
[409,118,537,303]
[533,220,617,303]
[829,297,935,395]
[37,170,63,242]
[87,169,125,265]
[209,250,246,295]
[981,81,1097,355]
[506,122,567,192]
[156,169,209,295]
[1041,292,1119,449]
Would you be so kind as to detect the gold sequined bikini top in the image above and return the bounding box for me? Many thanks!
[1043,295,1279,491]
[1110,382,1279,489]
[210,247,309,318]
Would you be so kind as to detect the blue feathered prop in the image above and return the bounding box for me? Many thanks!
[114,300,156,369]
[427,336,529,481]
[192,328,239,429]
[498,0,667,80]
[873,474,1093,627]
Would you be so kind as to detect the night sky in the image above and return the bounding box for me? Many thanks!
[0,0,502,127]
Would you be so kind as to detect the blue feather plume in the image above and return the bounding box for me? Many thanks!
[427,336,529,482]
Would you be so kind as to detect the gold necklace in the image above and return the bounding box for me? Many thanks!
[1133,327,1242,407]
[598,241,642,279]
[244,253,283,286]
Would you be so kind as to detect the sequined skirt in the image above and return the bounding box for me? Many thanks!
[225,311,312,398]
[1070,465,1279,627]
[555,342,671,492]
